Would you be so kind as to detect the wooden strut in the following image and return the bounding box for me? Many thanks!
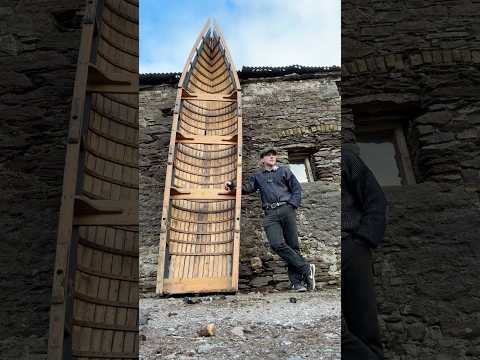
[86,63,139,94]
[73,196,138,225]
[181,88,237,102]
[170,187,235,200]
[156,19,243,295]
[176,132,238,145]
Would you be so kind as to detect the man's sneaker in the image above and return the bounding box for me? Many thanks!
[290,283,307,292]
[305,264,316,291]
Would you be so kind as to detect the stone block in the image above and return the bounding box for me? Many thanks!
[249,276,272,288]
[410,53,423,66]
[415,111,452,125]
[375,56,387,71]
[249,256,263,273]
[422,51,433,63]
[472,50,480,64]
[272,273,289,282]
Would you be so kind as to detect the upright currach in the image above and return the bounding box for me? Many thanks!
[48,0,139,359]
[156,20,243,295]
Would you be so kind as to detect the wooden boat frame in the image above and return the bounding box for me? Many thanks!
[47,0,139,359]
[156,19,243,295]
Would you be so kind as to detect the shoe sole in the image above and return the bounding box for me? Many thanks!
[309,264,316,291]
[290,286,307,292]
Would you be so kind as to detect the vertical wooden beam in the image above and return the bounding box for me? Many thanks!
[215,22,242,290]
[394,126,416,185]
[231,93,243,290]
[47,1,98,359]
[156,89,182,295]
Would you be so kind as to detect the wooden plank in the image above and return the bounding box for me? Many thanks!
[163,277,233,294]
[86,64,139,94]
[48,2,98,359]
[74,213,138,225]
[181,90,237,102]
[156,90,182,294]
[176,133,237,145]
[394,126,416,185]
[74,197,134,214]
[72,351,138,359]
[170,187,235,200]
[231,95,243,290]
[72,320,137,332]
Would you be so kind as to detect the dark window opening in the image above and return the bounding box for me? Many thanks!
[356,121,416,186]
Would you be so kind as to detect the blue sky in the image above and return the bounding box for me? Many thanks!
[140,0,340,74]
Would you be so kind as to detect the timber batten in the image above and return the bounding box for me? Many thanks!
[156,20,242,295]
[48,0,139,359]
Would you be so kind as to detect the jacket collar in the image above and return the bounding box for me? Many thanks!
[263,164,279,172]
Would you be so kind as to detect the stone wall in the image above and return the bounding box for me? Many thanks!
[0,0,84,358]
[377,184,480,359]
[342,1,480,358]
[341,0,480,191]
[139,72,341,294]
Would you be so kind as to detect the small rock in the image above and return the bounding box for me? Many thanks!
[139,314,148,325]
[198,323,216,337]
[168,312,178,317]
[250,256,263,272]
[140,334,146,341]
[289,297,297,303]
[184,296,201,304]
[243,326,254,334]
[197,343,215,353]
[231,326,245,337]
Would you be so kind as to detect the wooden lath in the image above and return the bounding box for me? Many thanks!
[156,20,242,295]
[47,0,139,359]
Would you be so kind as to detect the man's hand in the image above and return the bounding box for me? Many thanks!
[224,180,233,191]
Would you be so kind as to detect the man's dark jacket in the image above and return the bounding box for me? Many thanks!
[341,146,388,248]
[232,165,302,210]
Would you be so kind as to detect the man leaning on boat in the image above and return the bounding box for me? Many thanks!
[224,147,316,292]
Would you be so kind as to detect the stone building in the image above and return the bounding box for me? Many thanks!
[342,1,480,358]
[139,66,341,294]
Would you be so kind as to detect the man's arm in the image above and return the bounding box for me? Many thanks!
[285,167,302,208]
[343,150,388,248]
[226,175,258,194]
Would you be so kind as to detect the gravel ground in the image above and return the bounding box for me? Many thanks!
[140,288,340,360]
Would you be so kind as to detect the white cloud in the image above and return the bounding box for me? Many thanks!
[140,0,340,73]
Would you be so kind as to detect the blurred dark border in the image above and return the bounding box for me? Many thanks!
[341,1,480,358]
[0,0,85,357]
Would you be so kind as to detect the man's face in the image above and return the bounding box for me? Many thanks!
[262,152,277,166]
